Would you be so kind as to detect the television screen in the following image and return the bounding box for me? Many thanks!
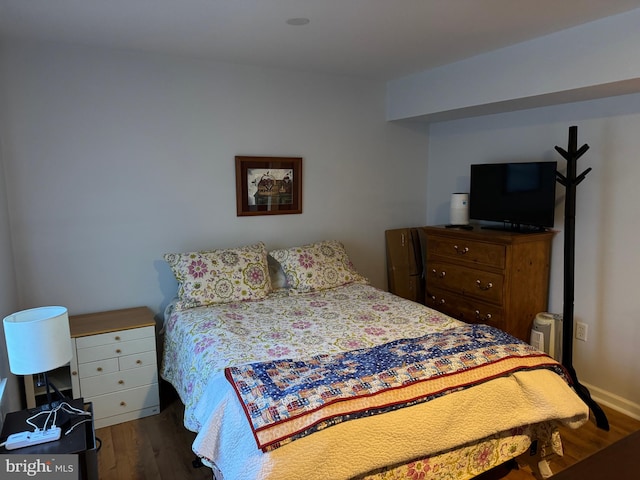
[469,161,557,230]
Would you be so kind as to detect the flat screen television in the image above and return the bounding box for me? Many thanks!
[469,161,557,231]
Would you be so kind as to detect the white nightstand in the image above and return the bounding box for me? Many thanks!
[25,307,160,428]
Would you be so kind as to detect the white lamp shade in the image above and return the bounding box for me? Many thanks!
[3,306,72,375]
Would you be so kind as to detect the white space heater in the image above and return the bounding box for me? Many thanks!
[530,312,563,361]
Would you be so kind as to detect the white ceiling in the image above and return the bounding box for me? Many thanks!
[1,0,640,80]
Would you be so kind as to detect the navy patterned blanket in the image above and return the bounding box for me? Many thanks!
[225,324,569,451]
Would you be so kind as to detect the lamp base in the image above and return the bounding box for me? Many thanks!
[42,372,68,409]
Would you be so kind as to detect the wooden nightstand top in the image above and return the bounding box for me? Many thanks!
[69,306,155,338]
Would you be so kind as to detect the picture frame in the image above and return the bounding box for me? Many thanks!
[235,156,303,216]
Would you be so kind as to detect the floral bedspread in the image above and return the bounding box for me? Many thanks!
[160,283,583,480]
[225,324,568,451]
[357,422,562,480]
[161,282,462,431]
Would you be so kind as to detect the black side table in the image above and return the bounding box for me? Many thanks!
[0,398,98,480]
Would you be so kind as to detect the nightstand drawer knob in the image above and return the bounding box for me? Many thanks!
[120,401,127,407]
[115,336,121,341]
[136,360,142,364]
[116,349,122,354]
[118,380,124,385]
[97,367,103,372]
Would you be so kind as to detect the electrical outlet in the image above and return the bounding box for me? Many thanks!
[575,322,588,342]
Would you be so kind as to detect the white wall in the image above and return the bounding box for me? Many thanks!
[424,94,640,417]
[0,39,429,317]
[387,8,640,122]
[0,43,21,411]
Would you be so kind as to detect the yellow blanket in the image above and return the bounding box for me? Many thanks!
[192,368,588,480]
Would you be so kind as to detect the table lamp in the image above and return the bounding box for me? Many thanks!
[3,306,72,408]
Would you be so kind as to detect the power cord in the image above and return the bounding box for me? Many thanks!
[2,401,94,451]
[26,401,91,433]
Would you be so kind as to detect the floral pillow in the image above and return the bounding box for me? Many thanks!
[164,242,271,309]
[269,240,367,293]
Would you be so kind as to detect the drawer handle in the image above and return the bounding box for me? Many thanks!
[97,367,103,372]
[432,269,446,279]
[475,310,492,321]
[136,360,142,364]
[116,349,122,354]
[71,371,78,376]
[115,335,121,341]
[454,245,469,255]
[430,295,445,305]
[120,401,127,407]
[476,280,493,291]
[118,380,125,385]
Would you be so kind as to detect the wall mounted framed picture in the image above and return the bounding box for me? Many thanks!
[235,156,302,216]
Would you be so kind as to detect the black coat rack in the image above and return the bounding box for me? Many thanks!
[555,125,609,430]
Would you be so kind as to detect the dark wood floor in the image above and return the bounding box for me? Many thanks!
[96,384,210,480]
[95,383,640,480]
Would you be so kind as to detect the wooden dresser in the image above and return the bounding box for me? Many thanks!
[422,226,554,342]
[69,307,160,428]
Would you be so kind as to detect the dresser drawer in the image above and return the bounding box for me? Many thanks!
[80,364,158,397]
[87,383,160,420]
[422,227,554,342]
[428,236,506,269]
[427,261,504,305]
[426,287,504,330]
[78,351,157,376]
[76,336,156,364]
[75,325,155,349]
[119,350,157,370]
[78,357,119,378]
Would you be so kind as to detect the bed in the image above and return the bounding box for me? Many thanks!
[160,240,588,480]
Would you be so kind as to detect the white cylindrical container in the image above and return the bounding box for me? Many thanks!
[450,193,469,225]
